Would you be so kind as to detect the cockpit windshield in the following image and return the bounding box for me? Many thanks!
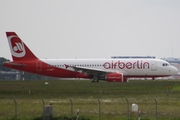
[162,63,169,66]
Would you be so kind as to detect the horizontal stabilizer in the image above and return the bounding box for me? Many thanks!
[3,61,26,67]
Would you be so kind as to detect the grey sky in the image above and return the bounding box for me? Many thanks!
[1,0,180,60]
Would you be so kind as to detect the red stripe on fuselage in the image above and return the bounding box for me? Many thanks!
[3,60,91,79]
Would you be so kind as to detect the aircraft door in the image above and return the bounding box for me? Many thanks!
[151,60,157,71]
[36,60,42,71]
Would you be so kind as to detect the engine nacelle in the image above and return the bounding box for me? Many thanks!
[106,73,124,82]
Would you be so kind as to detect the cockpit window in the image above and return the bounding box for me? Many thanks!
[162,63,169,66]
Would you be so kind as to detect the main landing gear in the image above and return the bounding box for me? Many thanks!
[91,76,99,82]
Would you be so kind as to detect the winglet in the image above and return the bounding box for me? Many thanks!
[64,64,69,69]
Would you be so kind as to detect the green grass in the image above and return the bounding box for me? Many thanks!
[0,79,180,119]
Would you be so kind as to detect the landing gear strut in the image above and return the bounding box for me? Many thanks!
[92,76,99,82]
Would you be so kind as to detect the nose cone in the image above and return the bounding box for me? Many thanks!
[171,66,178,75]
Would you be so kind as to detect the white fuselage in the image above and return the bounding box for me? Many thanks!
[41,58,178,77]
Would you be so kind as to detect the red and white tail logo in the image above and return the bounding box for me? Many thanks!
[8,35,26,58]
[6,32,37,61]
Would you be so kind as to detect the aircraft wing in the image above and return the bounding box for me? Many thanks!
[65,64,118,76]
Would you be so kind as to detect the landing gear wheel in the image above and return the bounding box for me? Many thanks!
[92,76,99,82]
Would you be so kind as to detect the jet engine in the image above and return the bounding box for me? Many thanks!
[105,73,128,82]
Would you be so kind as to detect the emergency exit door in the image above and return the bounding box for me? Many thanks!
[151,60,157,71]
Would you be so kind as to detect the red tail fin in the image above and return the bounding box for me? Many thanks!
[6,32,38,61]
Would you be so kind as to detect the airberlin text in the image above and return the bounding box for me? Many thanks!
[103,61,150,69]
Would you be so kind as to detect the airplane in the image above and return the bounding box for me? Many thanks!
[3,32,178,82]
